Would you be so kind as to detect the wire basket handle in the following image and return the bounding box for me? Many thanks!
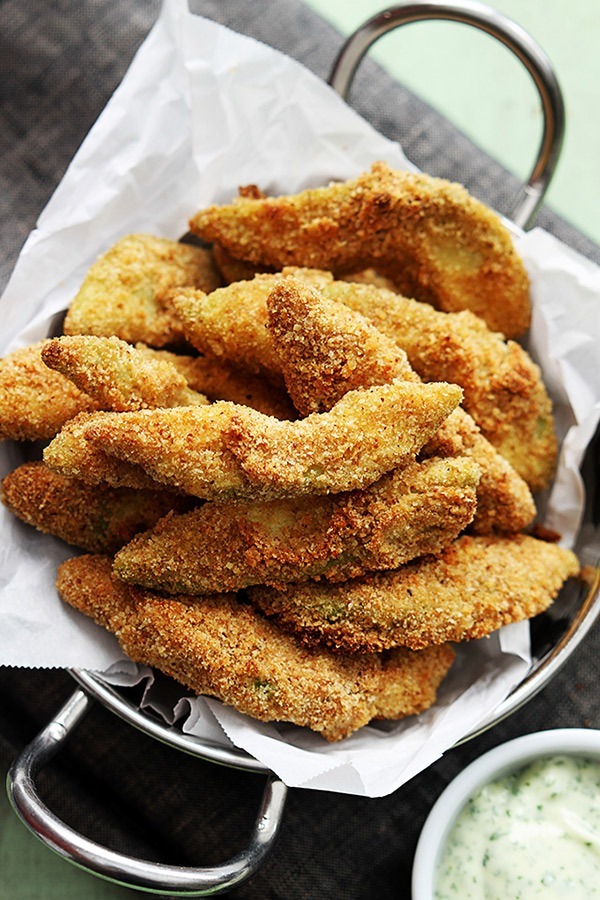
[7,687,288,896]
[329,0,565,229]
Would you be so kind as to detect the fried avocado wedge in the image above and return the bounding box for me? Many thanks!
[0,340,99,441]
[249,534,580,653]
[56,554,454,742]
[266,276,535,533]
[1,461,194,553]
[41,335,208,411]
[166,269,555,490]
[112,457,480,594]
[56,381,461,500]
[63,233,221,347]
[190,162,530,338]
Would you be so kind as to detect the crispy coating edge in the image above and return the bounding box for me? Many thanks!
[0,340,99,441]
[249,534,580,653]
[43,412,169,490]
[63,234,221,347]
[191,162,530,338]
[41,335,208,411]
[266,276,536,532]
[1,461,194,553]
[57,554,454,741]
[82,382,462,500]
[112,457,480,594]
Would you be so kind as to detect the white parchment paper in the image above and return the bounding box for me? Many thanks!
[1,0,599,797]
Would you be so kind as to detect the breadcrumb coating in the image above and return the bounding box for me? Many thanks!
[249,534,580,653]
[224,381,462,497]
[425,407,535,534]
[167,280,286,384]
[43,412,165,490]
[165,269,555,490]
[56,554,454,741]
[191,162,530,338]
[1,461,194,553]
[0,340,99,441]
[81,381,462,500]
[112,457,480,594]
[135,344,296,419]
[328,279,556,492]
[63,234,221,347]
[266,276,535,533]
[41,335,208,411]
[267,276,416,415]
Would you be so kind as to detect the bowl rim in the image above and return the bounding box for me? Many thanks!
[411,727,600,899]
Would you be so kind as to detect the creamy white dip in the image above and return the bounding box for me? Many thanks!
[435,755,600,898]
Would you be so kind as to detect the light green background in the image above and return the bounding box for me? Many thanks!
[1,3,597,898]
[304,0,599,244]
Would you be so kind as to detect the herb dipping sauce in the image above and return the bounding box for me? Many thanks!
[435,754,600,898]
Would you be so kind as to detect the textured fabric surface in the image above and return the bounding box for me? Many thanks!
[1,1,599,898]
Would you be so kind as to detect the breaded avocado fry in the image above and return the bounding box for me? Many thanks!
[167,268,555,490]
[0,340,99,441]
[112,457,480,594]
[57,554,455,742]
[63,234,221,347]
[191,162,531,338]
[266,276,535,534]
[249,534,580,653]
[80,381,462,500]
[41,335,208,411]
[1,461,194,553]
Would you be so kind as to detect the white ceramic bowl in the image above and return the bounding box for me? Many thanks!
[411,728,600,899]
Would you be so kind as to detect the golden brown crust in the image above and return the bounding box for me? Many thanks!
[64,234,222,347]
[224,381,463,497]
[324,280,556,492]
[56,554,454,741]
[43,412,166,490]
[112,457,480,594]
[81,382,461,501]
[191,162,530,338]
[267,276,417,414]
[167,281,286,385]
[424,407,536,534]
[249,534,580,653]
[163,269,555,491]
[1,461,194,553]
[0,340,99,441]
[41,335,208,411]
[135,344,296,419]
[266,277,535,533]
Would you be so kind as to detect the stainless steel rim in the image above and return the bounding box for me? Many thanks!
[328,0,565,229]
[6,686,287,896]
[70,669,270,773]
